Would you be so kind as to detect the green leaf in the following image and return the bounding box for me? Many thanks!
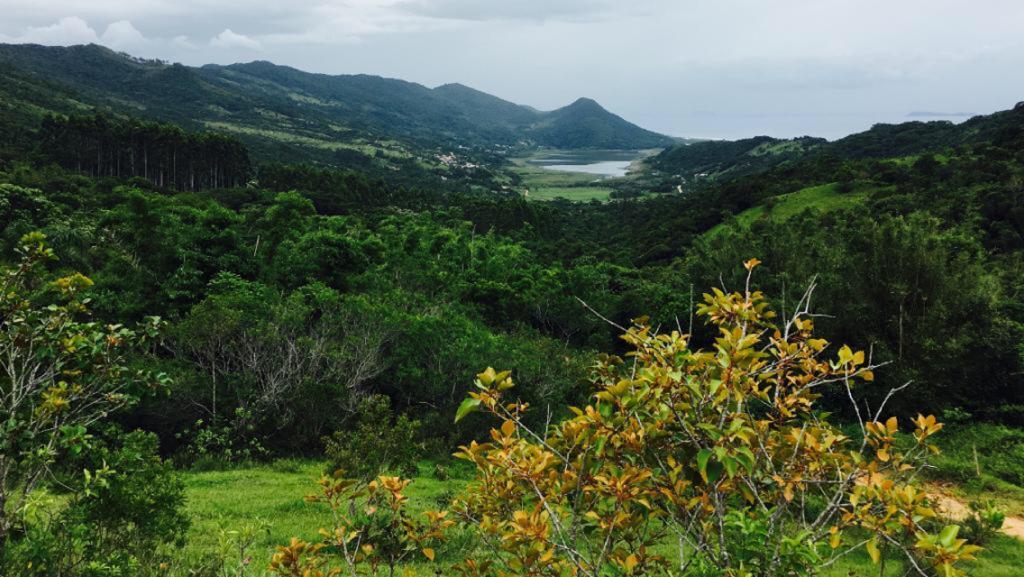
[723,457,739,479]
[454,397,481,423]
[938,525,960,548]
[696,449,713,483]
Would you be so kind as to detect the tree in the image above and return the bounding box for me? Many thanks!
[453,260,977,577]
[0,233,169,559]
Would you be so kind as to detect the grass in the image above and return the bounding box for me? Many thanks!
[202,120,414,160]
[175,460,469,572]
[708,181,876,236]
[168,431,1024,576]
[527,186,614,202]
[926,422,1024,515]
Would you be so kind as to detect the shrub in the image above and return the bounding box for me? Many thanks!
[961,500,1006,545]
[452,260,977,577]
[0,233,170,564]
[270,473,452,577]
[7,431,188,576]
[175,407,269,468]
[322,395,420,480]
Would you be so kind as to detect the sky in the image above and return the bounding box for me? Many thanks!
[1,0,1022,140]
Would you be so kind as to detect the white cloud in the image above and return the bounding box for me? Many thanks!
[0,16,148,50]
[4,16,99,45]
[210,28,261,50]
[172,35,197,50]
[100,20,146,49]
[398,0,647,22]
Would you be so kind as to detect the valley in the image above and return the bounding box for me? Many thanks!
[1,39,1023,577]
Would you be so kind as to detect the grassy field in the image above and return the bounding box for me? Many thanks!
[527,186,615,202]
[174,460,472,573]
[170,442,1024,576]
[510,156,616,202]
[709,181,877,235]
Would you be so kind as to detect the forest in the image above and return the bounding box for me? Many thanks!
[2,99,1024,577]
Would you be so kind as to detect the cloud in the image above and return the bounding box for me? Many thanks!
[0,16,149,50]
[4,16,99,45]
[100,20,146,49]
[172,35,197,50]
[398,0,647,22]
[210,28,261,50]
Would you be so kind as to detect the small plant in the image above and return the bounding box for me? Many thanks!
[962,500,1006,545]
[322,395,421,480]
[183,518,271,577]
[432,463,451,481]
[271,471,452,577]
[175,407,269,468]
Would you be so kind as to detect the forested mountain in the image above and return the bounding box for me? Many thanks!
[650,101,1024,185]
[527,97,676,149]
[0,43,675,171]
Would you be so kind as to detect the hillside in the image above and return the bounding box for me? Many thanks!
[0,43,675,169]
[650,101,1024,185]
[649,135,826,180]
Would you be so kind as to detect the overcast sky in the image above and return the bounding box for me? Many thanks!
[1,0,1022,139]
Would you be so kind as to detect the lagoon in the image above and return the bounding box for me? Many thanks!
[526,150,643,178]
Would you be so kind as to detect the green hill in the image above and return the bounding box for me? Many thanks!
[0,43,675,167]
[527,97,676,149]
[650,101,1024,185]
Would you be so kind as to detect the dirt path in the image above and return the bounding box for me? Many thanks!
[927,486,1024,540]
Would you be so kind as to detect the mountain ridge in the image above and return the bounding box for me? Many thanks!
[0,43,676,168]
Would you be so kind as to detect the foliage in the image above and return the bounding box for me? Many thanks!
[323,395,422,480]
[270,472,452,577]
[175,407,270,468]
[6,430,188,576]
[0,233,169,560]
[453,262,975,577]
[38,113,251,190]
[961,501,1006,546]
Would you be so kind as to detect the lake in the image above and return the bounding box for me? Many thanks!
[526,150,644,178]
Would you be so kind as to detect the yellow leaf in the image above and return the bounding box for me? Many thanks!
[624,554,639,572]
[866,538,881,564]
[886,416,898,434]
[501,419,516,437]
[422,548,435,561]
[877,448,890,462]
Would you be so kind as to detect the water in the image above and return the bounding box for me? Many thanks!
[527,150,643,178]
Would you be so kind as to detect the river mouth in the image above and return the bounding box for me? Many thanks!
[526,150,645,178]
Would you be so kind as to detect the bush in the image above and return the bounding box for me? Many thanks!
[452,261,979,577]
[961,500,1006,545]
[174,407,269,468]
[322,395,421,480]
[6,431,188,576]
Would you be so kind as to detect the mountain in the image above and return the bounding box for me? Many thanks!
[527,97,676,149]
[651,102,1024,183]
[0,43,676,169]
[432,82,540,133]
